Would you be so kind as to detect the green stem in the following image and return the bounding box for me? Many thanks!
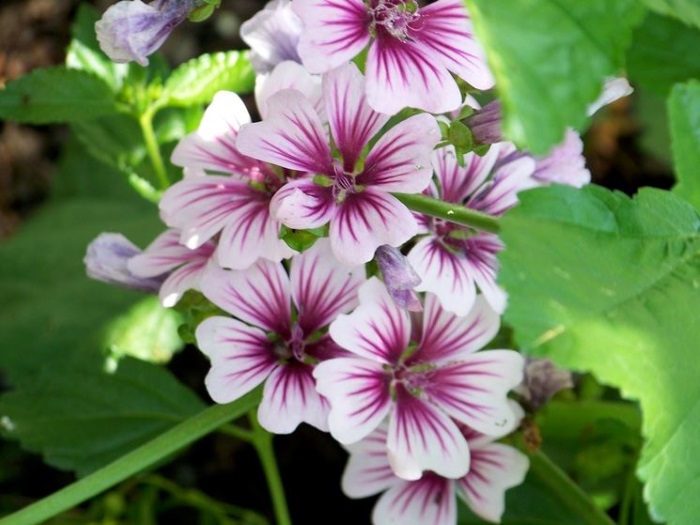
[392,192,500,233]
[139,108,170,190]
[0,391,261,525]
[531,451,616,525]
[248,412,291,525]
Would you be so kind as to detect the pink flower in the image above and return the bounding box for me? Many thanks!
[162,78,318,270]
[407,144,534,316]
[127,229,216,307]
[292,0,493,114]
[195,239,366,434]
[342,421,529,524]
[237,62,440,265]
[314,278,524,480]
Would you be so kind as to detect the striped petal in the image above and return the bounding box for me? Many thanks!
[290,238,366,334]
[236,89,333,174]
[433,145,500,204]
[365,33,461,115]
[258,362,330,434]
[426,351,525,436]
[342,423,398,498]
[255,60,323,119]
[196,316,278,404]
[329,277,410,364]
[468,154,534,216]
[127,229,214,277]
[414,294,500,364]
[373,475,456,525]
[270,179,335,230]
[324,63,390,169]
[457,441,529,523]
[170,91,262,176]
[294,0,370,74]
[330,189,417,265]
[462,233,507,314]
[313,356,391,444]
[387,386,470,480]
[413,0,494,90]
[359,113,439,192]
[158,257,208,307]
[200,260,291,334]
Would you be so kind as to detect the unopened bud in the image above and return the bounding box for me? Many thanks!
[375,245,422,312]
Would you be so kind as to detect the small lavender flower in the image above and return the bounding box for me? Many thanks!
[375,245,422,312]
[95,0,195,66]
[84,233,163,293]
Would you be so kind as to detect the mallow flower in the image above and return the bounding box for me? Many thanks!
[96,0,195,66]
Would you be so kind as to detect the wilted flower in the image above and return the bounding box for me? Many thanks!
[95,0,195,66]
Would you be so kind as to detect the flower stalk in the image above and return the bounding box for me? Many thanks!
[393,192,501,233]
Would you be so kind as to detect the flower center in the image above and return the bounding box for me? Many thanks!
[272,323,306,362]
[391,361,436,397]
[369,0,421,41]
[332,160,361,203]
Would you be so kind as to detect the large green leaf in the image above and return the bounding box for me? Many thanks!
[499,184,700,524]
[627,13,700,97]
[159,51,255,108]
[669,81,700,210]
[0,67,117,123]
[641,0,700,29]
[466,0,645,154]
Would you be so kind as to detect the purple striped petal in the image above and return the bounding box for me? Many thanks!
[529,129,591,188]
[290,238,366,334]
[237,89,333,174]
[426,351,525,436]
[412,0,494,90]
[255,60,323,119]
[313,357,391,444]
[170,91,263,176]
[330,189,417,265]
[468,154,534,216]
[294,0,370,74]
[329,277,410,364]
[359,113,439,192]
[127,229,215,277]
[413,295,500,364]
[433,145,500,204]
[258,362,330,433]
[407,237,478,317]
[196,316,278,403]
[373,475,456,525]
[457,441,529,523]
[463,233,507,314]
[158,256,208,307]
[387,386,470,480]
[365,33,461,115]
[200,260,291,334]
[270,179,335,230]
[324,63,390,169]
[342,423,397,498]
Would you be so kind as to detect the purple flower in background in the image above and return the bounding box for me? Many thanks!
[293,0,493,114]
[342,421,529,524]
[375,245,422,311]
[241,0,304,74]
[407,144,534,315]
[84,233,163,293]
[314,278,524,480]
[237,62,440,265]
[95,0,194,66]
[127,229,216,307]
[195,239,366,434]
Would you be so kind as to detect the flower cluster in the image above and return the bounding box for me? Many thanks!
[87,0,627,522]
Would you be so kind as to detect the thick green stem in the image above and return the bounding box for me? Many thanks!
[531,451,616,525]
[392,192,500,233]
[248,412,291,525]
[139,109,170,191]
[0,391,261,525]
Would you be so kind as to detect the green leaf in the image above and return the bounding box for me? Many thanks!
[499,184,700,524]
[0,66,117,123]
[159,51,255,108]
[641,0,700,29]
[0,357,203,477]
[627,13,700,97]
[466,0,645,154]
[670,81,700,210]
[66,4,125,91]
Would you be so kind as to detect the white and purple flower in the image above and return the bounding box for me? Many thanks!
[314,277,524,480]
[237,62,440,265]
[407,144,534,316]
[342,421,529,524]
[195,239,366,434]
[292,0,493,114]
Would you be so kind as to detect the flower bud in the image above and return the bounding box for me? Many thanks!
[375,245,422,312]
[516,357,573,411]
[85,233,163,292]
[95,0,195,66]
[465,100,503,145]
